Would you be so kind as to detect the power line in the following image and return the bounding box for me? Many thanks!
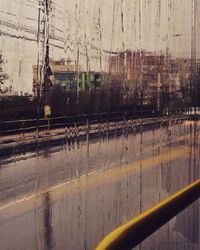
[0,10,38,22]
[0,18,116,55]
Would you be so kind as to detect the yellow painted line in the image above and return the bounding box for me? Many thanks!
[0,146,189,221]
[95,178,200,250]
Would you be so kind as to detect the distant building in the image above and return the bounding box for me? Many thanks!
[142,52,165,105]
[108,50,166,104]
[33,59,102,98]
[33,59,78,97]
[50,60,77,91]
[108,51,141,85]
[108,50,195,106]
[0,50,13,97]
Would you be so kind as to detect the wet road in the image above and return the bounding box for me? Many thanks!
[0,117,200,250]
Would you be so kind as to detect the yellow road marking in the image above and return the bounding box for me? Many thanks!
[0,146,189,221]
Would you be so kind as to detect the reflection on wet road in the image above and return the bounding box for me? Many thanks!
[0,118,200,249]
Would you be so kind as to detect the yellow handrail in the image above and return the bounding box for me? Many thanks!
[96,179,200,250]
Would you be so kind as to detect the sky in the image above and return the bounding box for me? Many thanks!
[0,0,199,93]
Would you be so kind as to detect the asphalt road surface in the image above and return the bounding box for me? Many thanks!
[0,118,200,250]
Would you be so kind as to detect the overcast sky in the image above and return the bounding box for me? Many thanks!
[0,0,199,93]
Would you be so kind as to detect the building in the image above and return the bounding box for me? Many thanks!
[33,59,77,97]
[0,50,14,97]
[108,50,196,106]
[33,59,102,98]
[108,50,166,105]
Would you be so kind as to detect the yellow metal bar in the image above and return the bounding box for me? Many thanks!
[96,179,200,250]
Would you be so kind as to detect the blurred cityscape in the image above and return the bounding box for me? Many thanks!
[1,48,200,120]
[0,0,200,121]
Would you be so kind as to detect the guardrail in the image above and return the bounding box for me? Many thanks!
[1,107,198,136]
[0,111,139,136]
[0,108,198,158]
[0,110,195,159]
[95,179,200,250]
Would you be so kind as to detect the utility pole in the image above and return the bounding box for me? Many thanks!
[157,72,161,111]
[191,0,197,105]
[43,0,51,104]
[37,0,52,117]
[0,51,4,90]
